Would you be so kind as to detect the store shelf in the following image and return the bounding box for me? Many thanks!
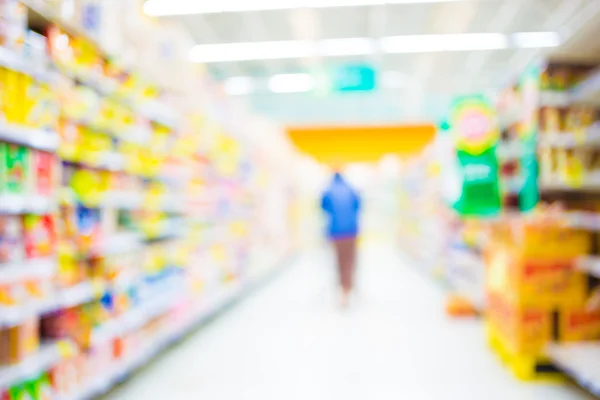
[540,90,571,108]
[146,219,187,241]
[138,102,179,131]
[60,260,288,400]
[0,257,56,284]
[0,340,77,392]
[540,179,600,193]
[0,124,59,152]
[570,67,600,107]
[0,46,55,83]
[103,192,145,210]
[57,281,105,310]
[546,342,600,397]
[23,0,110,60]
[446,247,486,311]
[90,232,144,258]
[0,281,105,328]
[539,127,600,149]
[0,194,56,215]
[91,289,184,346]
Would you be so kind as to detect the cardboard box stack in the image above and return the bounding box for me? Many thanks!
[485,217,600,380]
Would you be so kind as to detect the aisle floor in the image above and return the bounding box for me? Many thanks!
[106,243,594,400]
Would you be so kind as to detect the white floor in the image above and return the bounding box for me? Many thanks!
[105,242,594,400]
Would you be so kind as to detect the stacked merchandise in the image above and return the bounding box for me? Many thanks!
[485,214,598,381]
[486,60,600,392]
[538,63,600,191]
[0,2,299,400]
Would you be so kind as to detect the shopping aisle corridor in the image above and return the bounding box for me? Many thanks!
[105,243,593,400]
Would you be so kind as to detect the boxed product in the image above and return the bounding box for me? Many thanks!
[23,215,55,259]
[487,293,551,355]
[560,307,600,342]
[2,69,24,124]
[0,215,23,263]
[0,318,40,365]
[1,143,29,194]
[26,373,52,400]
[31,151,56,196]
[501,256,587,308]
[7,383,29,400]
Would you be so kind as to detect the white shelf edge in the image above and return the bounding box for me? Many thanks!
[0,124,59,152]
[539,127,600,149]
[0,194,57,215]
[546,342,600,397]
[0,257,56,284]
[0,341,75,391]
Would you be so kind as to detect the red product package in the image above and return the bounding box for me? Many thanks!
[23,215,56,259]
[33,151,55,196]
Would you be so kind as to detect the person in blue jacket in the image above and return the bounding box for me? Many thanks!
[321,170,361,307]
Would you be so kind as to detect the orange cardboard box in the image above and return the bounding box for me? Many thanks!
[486,292,551,356]
[560,307,600,342]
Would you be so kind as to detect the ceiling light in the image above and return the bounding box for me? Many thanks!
[443,33,507,51]
[268,73,315,93]
[223,77,255,96]
[190,41,316,63]
[511,32,561,48]
[381,35,445,53]
[189,31,561,63]
[319,38,375,56]
[145,0,466,16]
[381,33,508,53]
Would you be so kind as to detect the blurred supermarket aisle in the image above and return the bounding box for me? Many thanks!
[105,243,592,400]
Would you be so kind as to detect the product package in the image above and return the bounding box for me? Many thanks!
[23,215,55,259]
[1,144,29,194]
[0,216,23,263]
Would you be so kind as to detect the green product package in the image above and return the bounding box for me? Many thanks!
[0,143,5,193]
[8,383,32,400]
[3,144,29,194]
[454,148,501,217]
[27,373,52,400]
[449,94,501,217]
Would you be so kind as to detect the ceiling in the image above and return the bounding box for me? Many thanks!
[153,0,600,125]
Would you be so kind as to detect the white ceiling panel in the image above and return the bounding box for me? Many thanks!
[157,0,600,124]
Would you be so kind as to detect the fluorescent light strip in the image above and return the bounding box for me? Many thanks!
[190,32,560,63]
[190,41,317,63]
[319,38,375,56]
[511,32,561,48]
[145,0,464,16]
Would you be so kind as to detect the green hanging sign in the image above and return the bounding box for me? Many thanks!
[518,65,540,212]
[450,95,501,217]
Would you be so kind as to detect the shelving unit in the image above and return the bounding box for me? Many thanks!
[482,60,600,388]
[0,1,299,399]
[547,343,600,397]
